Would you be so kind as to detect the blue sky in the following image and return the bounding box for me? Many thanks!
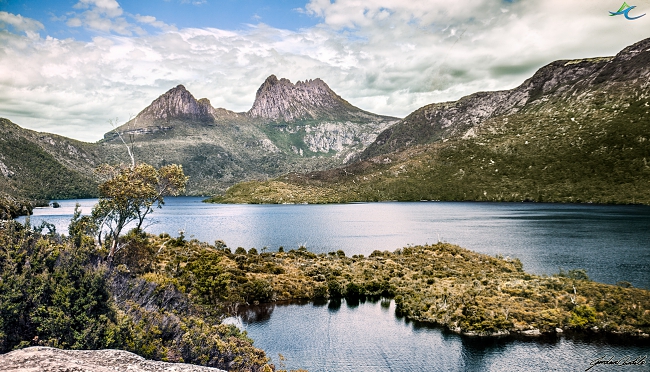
[1,0,649,141]
[2,0,319,39]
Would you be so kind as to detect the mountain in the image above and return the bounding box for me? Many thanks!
[248,75,386,122]
[99,76,398,195]
[210,37,650,205]
[105,85,244,139]
[359,38,650,160]
[0,118,100,217]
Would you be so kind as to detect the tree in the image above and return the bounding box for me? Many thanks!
[92,163,188,259]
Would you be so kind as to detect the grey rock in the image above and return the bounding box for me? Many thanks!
[248,75,373,122]
[0,160,14,178]
[0,347,226,372]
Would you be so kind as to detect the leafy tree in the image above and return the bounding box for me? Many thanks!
[92,163,188,258]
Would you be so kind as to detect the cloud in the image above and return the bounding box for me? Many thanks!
[133,14,177,32]
[68,0,148,35]
[0,1,649,142]
[73,0,123,18]
[0,11,44,37]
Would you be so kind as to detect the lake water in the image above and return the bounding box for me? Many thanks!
[230,299,650,372]
[19,197,650,371]
[21,197,650,287]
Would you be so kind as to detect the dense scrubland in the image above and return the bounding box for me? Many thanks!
[3,218,648,367]
[0,220,272,372]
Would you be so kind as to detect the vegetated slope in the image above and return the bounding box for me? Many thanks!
[0,118,100,216]
[210,38,650,204]
[101,77,398,195]
[0,221,270,371]
[359,37,649,160]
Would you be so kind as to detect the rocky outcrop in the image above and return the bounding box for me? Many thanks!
[248,75,383,122]
[0,347,226,372]
[133,85,215,124]
[0,160,13,178]
[108,86,242,139]
[302,121,391,156]
[359,37,650,160]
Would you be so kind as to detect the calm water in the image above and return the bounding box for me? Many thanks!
[229,299,650,372]
[19,198,650,371]
[21,197,650,287]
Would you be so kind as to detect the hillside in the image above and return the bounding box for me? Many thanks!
[0,118,100,217]
[208,38,650,205]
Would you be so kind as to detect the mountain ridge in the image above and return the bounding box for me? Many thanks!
[96,75,398,195]
[247,74,389,122]
[210,37,650,205]
[359,37,650,160]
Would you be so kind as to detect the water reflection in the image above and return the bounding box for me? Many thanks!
[234,298,650,372]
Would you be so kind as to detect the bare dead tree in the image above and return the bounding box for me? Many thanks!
[108,116,136,168]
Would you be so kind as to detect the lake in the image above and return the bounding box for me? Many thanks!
[21,197,650,287]
[19,197,650,371]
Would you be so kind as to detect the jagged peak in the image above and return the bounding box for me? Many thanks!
[248,75,358,121]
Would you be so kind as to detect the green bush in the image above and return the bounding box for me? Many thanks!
[0,221,127,352]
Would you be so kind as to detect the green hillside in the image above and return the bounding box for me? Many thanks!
[0,118,99,217]
[208,84,650,205]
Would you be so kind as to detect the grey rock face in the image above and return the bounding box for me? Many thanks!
[108,86,243,139]
[0,160,14,178]
[136,85,215,124]
[248,75,372,122]
[0,347,226,372]
[303,120,393,157]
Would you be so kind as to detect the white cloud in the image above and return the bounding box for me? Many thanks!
[0,11,44,36]
[133,14,177,31]
[69,0,148,35]
[73,0,123,18]
[0,1,649,142]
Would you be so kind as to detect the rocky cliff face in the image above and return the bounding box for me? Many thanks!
[136,84,215,124]
[248,75,378,122]
[0,347,226,372]
[360,37,650,160]
[108,85,243,139]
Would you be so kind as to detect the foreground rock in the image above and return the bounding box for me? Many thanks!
[0,347,226,372]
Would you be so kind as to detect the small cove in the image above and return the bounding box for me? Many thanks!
[228,298,649,372]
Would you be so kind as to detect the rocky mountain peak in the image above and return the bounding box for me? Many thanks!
[107,85,245,139]
[248,75,361,122]
[131,84,214,125]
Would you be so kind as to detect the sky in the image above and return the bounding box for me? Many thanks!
[0,0,649,142]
